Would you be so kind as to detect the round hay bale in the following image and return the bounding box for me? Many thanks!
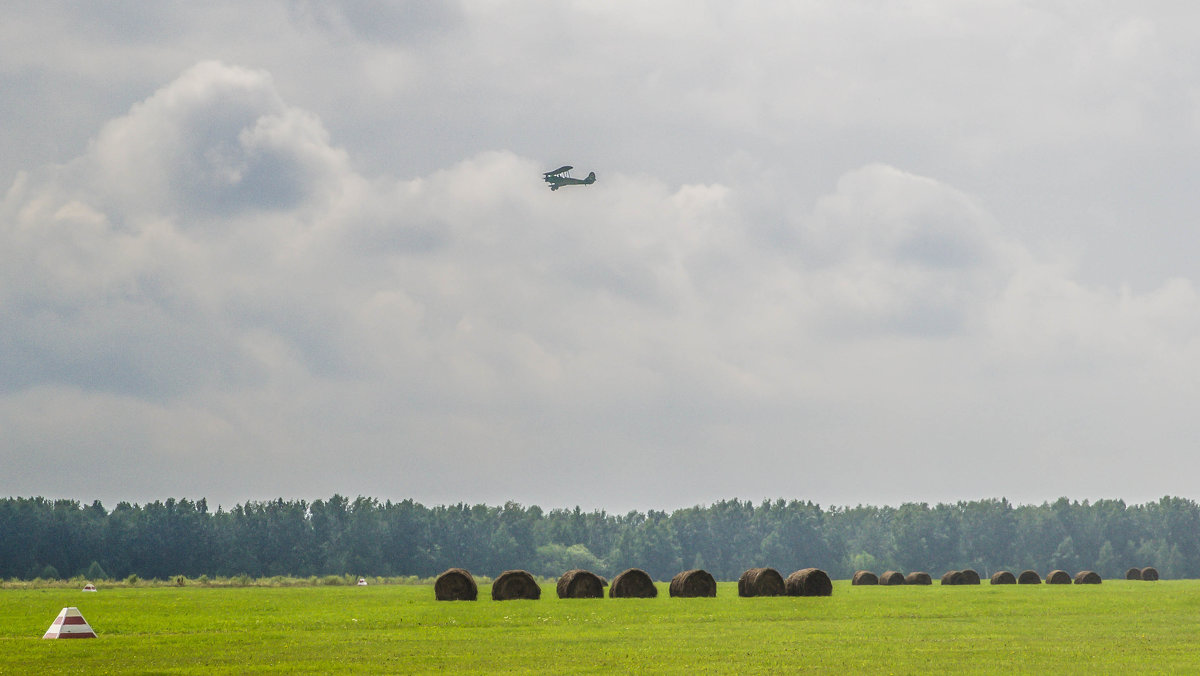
[1045,570,1071,585]
[940,570,964,585]
[990,571,1016,585]
[434,568,478,601]
[851,570,879,586]
[492,569,541,600]
[959,569,981,585]
[1140,566,1160,581]
[904,571,932,585]
[1125,567,1142,580]
[1073,570,1102,585]
[669,569,717,598]
[609,568,657,598]
[1017,570,1042,584]
[556,569,605,599]
[879,570,906,586]
[738,567,786,597]
[786,568,833,597]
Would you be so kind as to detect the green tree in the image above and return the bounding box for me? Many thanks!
[534,543,605,578]
[1050,536,1080,571]
[1096,540,1117,578]
[84,560,109,581]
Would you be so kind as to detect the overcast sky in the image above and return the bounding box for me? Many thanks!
[4,2,1200,513]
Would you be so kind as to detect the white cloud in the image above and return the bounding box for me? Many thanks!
[5,4,1200,510]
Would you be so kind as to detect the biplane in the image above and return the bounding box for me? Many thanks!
[543,165,596,191]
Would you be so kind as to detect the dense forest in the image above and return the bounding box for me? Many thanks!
[2,495,1196,582]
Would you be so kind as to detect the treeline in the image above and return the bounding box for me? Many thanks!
[2,495,1197,583]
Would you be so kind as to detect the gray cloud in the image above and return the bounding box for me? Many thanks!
[5,5,1200,511]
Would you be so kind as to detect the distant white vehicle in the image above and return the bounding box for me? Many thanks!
[357,578,367,586]
[82,583,97,592]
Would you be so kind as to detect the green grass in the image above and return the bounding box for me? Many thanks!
[3,580,1199,674]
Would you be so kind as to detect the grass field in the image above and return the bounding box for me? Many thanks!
[2,580,1198,674]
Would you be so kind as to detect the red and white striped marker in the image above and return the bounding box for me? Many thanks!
[42,607,97,639]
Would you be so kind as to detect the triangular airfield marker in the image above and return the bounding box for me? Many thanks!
[42,607,97,639]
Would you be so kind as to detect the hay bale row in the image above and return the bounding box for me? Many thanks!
[556,569,605,599]
[438,565,830,602]
[669,569,717,597]
[441,563,1127,602]
[990,571,1016,585]
[738,567,786,597]
[610,568,657,598]
[786,568,833,596]
[852,570,879,585]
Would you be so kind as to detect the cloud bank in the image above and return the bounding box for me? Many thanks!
[4,22,1200,510]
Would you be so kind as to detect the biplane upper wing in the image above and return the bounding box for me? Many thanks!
[543,165,573,177]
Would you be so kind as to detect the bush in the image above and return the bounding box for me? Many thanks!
[125,574,140,585]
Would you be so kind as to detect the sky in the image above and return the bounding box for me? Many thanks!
[4,1,1200,513]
